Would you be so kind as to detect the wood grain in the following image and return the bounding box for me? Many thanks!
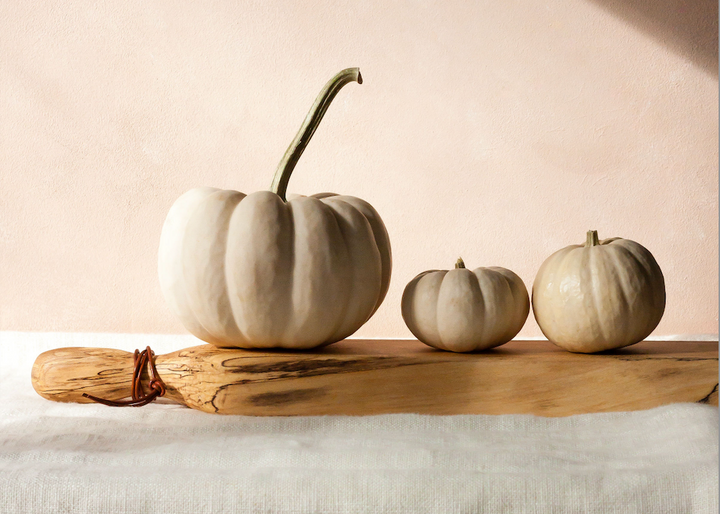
[32,339,718,416]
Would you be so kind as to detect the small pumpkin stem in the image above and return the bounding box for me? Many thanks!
[455,258,466,269]
[586,230,600,247]
[270,68,363,202]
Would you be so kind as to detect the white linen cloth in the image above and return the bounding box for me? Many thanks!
[1,332,717,513]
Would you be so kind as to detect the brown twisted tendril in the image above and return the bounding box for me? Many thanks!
[82,346,166,407]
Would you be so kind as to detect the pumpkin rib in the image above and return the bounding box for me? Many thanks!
[158,187,221,345]
[224,192,294,348]
[435,270,461,351]
[606,243,636,343]
[616,238,667,314]
[474,270,499,347]
[277,199,296,346]
[536,248,559,342]
[399,275,422,343]
[588,244,613,349]
[287,197,351,347]
[555,247,587,346]
[401,270,444,348]
[614,241,665,342]
[510,269,530,339]
[417,271,448,350]
[544,247,577,345]
[491,271,515,344]
[322,199,383,343]
[183,189,247,346]
[220,194,254,347]
[463,270,488,351]
[499,270,523,344]
[176,189,237,346]
[330,195,392,315]
[437,269,490,352]
[488,268,528,345]
[491,269,525,347]
[319,200,356,344]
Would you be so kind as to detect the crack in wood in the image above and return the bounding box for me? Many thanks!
[209,386,222,413]
[220,356,419,379]
[248,387,327,407]
[698,383,718,404]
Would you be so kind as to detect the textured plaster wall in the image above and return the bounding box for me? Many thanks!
[1,1,717,338]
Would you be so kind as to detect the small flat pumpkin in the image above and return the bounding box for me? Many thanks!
[402,259,530,352]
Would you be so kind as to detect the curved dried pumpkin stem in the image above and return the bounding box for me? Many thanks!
[455,258,466,269]
[270,68,363,202]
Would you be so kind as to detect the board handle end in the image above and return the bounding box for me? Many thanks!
[32,347,136,403]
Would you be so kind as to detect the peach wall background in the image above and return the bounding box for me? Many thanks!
[1,1,717,338]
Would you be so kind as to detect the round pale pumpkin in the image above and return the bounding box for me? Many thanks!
[158,69,392,349]
[532,230,665,353]
[401,259,530,352]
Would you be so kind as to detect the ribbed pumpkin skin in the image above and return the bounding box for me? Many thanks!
[532,237,665,353]
[158,187,391,349]
[401,267,530,352]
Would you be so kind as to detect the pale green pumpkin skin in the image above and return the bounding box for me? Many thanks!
[402,266,530,352]
[532,235,665,353]
[158,187,391,349]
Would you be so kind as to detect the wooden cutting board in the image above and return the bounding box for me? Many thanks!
[32,339,718,416]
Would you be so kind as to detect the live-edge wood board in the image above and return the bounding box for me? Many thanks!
[32,339,718,416]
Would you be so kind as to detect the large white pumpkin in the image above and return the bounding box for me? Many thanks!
[401,259,530,352]
[532,230,666,353]
[158,68,391,349]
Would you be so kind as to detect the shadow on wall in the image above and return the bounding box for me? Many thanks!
[589,0,718,76]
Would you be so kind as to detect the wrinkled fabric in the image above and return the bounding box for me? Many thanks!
[1,332,717,513]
